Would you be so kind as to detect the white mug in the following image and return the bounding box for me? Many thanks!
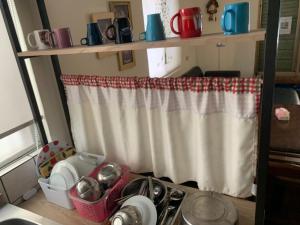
[27,29,51,50]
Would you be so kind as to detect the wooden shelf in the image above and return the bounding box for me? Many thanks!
[275,75,300,84]
[18,29,266,57]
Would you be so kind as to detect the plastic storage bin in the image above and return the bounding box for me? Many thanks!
[39,178,74,209]
[69,163,130,222]
[38,153,105,209]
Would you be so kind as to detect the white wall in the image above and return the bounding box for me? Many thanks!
[141,0,197,78]
[142,0,180,77]
[44,0,198,77]
[194,0,260,76]
[44,0,149,76]
[140,0,260,77]
[19,0,260,78]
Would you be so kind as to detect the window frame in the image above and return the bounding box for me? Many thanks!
[0,0,48,167]
[257,0,300,78]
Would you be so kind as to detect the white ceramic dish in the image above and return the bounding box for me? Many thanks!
[59,160,80,182]
[122,195,157,225]
[49,173,68,189]
[49,160,79,189]
[50,167,76,189]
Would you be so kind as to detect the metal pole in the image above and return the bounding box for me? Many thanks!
[255,0,280,224]
[0,0,48,145]
[35,0,73,144]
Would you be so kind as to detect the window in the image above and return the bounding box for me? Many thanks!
[0,2,43,168]
[142,0,182,77]
[258,0,300,73]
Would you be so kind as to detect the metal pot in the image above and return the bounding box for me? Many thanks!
[76,177,102,202]
[121,178,167,210]
[181,192,238,225]
[97,163,122,188]
[111,205,142,225]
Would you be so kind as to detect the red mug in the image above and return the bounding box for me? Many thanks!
[170,7,202,38]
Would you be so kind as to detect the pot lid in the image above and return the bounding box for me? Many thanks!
[181,192,238,225]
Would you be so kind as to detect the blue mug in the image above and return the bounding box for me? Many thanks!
[81,23,103,46]
[221,2,249,35]
[140,13,166,42]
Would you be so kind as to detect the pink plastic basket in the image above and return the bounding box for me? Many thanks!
[69,163,130,222]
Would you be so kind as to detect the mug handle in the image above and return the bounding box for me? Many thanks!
[80,38,88,45]
[27,32,38,49]
[105,25,116,41]
[45,31,56,48]
[139,32,146,41]
[222,10,235,33]
[170,13,181,35]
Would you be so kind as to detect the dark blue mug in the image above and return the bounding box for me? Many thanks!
[81,23,103,46]
[105,18,132,44]
[221,2,249,35]
[140,13,166,42]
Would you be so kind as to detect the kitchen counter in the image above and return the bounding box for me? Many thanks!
[19,175,255,225]
[0,204,61,225]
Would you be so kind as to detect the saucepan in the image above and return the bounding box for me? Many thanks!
[121,177,168,211]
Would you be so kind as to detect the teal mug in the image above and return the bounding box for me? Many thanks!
[221,2,250,35]
[140,13,166,42]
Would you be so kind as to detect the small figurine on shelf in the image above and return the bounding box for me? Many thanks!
[206,0,219,21]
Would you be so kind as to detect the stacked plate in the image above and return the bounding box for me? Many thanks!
[49,153,105,190]
[49,160,79,190]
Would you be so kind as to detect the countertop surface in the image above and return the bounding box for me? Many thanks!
[0,204,61,225]
[19,175,255,225]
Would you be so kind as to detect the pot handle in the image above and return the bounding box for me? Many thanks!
[170,13,181,35]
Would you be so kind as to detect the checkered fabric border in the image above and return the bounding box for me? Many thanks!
[62,75,262,113]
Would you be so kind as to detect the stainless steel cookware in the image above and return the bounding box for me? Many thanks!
[111,205,142,225]
[97,163,122,187]
[121,178,167,208]
[181,192,238,225]
[76,177,102,202]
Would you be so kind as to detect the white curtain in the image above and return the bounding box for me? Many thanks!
[62,75,261,198]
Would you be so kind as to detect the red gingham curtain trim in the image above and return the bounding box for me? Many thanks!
[61,75,262,113]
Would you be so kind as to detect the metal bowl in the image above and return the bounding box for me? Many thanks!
[111,205,142,225]
[121,178,167,209]
[97,163,122,188]
[76,177,102,202]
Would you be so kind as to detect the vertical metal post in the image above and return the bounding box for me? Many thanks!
[255,0,280,224]
[0,0,48,145]
[35,0,73,144]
